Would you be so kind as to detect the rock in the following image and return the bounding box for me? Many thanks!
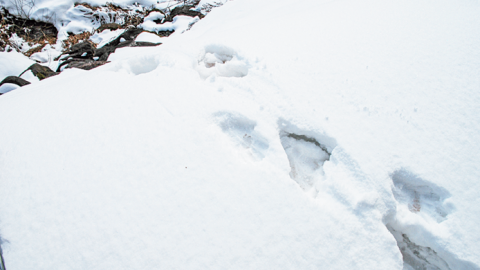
[58,59,109,71]
[120,28,144,41]
[57,41,97,72]
[166,5,204,22]
[97,23,121,33]
[116,40,135,48]
[157,31,174,37]
[67,60,109,70]
[0,76,31,87]
[19,64,58,80]
[24,44,46,57]
[133,41,162,47]
[92,39,160,62]
[57,28,154,72]
[61,42,96,60]
[102,28,144,48]
[93,28,145,61]
[94,45,117,62]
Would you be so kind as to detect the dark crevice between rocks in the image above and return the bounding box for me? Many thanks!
[157,30,174,37]
[134,41,162,47]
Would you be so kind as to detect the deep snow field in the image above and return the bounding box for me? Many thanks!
[1,0,480,269]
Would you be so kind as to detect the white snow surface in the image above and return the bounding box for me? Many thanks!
[0,52,34,79]
[135,32,163,43]
[29,44,62,64]
[0,84,19,94]
[140,15,199,36]
[1,0,480,269]
[89,29,125,48]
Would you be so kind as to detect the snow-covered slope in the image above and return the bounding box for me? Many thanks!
[1,0,479,269]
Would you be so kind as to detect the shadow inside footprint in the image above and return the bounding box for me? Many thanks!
[214,112,269,159]
[385,170,480,270]
[198,44,248,78]
[0,235,7,270]
[391,169,452,222]
[278,119,336,193]
[387,226,452,270]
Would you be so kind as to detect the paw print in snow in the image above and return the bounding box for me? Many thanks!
[198,44,248,78]
[390,169,453,222]
[214,112,269,160]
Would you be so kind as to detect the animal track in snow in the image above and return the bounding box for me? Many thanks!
[214,112,269,160]
[0,235,6,270]
[386,169,478,270]
[391,169,452,223]
[197,44,248,78]
[388,227,452,270]
[278,120,336,194]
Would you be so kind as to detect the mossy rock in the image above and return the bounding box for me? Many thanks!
[97,23,122,33]
[19,64,58,81]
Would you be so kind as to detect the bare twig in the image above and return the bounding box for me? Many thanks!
[10,0,36,20]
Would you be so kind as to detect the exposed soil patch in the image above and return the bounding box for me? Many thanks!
[62,32,93,50]
[0,7,57,52]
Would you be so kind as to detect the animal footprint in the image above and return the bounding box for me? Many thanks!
[384,170,480,270]
[391,169,452,222]
[213,112,268,159]
[198,44,248,78]
[278,120,336,193]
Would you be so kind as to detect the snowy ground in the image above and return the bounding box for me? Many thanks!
[1,0,480,269]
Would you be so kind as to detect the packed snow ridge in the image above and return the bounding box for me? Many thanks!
[1,0,480,269]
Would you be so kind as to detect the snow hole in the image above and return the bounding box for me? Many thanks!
[386,169,478,270]
[0,235,6,270]
[198,44,248,79]
[278,120,336,196]
[214,112,269,160]
[391,169,452,222]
